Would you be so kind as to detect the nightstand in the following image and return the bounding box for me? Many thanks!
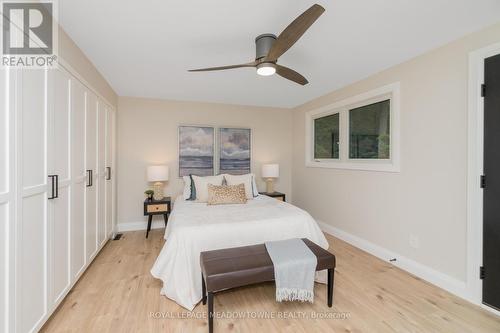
[143,197,171,238]
[259,191,286,202]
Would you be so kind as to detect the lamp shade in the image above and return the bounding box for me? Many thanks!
[261,164,279,178]
[147,165,169,182]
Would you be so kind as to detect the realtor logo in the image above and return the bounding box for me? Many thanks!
[1,0,58,67]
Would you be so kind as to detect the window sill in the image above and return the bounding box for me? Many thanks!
[306,160,400,173]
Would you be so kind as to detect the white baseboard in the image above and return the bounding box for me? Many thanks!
[116,220,165,232]
[317,221,471,303]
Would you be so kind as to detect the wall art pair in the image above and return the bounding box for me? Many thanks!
[178,126,251,177]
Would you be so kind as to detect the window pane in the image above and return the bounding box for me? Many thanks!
[349,100,390,159]
[314,113,339,159]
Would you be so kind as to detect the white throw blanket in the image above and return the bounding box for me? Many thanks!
[265,238,317,303]
[151,195,329,310]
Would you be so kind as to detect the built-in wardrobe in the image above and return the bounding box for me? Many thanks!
[0,62,116,333]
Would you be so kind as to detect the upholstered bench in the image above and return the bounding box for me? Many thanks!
[200,238,336,333]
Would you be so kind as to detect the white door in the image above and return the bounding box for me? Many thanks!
[97,100,106,246]
[0,67,13,333]
[47,68,72,306]
[105,106,114,238]
[71,79,87,279]
[85,91,98,261]
[16,69,49,333]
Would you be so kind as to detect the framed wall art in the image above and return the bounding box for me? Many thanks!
[178,126,215,177]
[219,127,251,175]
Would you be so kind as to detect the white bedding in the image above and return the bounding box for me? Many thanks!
[150,195,329,310]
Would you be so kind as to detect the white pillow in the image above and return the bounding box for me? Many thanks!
[192,175,224,202]
[224,174,255,199]
[182,176,191,200]
[251,174,258,197]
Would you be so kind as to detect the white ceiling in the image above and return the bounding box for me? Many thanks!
[59,0,500,108]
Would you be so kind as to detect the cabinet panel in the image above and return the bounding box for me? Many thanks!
[22,70,46,188]
[72,80,86,182]
[86,92,98,260]
[52,186,70,302]
[0,203,8,333]
[20,194,47,333]
[0,69,7,194]
[71,80,86,279]
[71,180,85,277]
[52,69,71,180]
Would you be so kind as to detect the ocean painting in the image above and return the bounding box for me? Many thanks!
[219,128,251,175]
[179,126,214,177]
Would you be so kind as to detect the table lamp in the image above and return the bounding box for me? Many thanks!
[261,164,279,193]
[147,165,169,200]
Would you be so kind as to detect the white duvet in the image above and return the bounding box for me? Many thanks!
[150,195,329,310]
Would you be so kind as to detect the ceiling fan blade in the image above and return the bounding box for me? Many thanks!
[188,61,258,72]
[266,4,325,61]
[275,64,308,85]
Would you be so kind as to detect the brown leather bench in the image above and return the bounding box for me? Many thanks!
[200,238,336,333]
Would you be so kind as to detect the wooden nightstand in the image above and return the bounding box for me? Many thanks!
[144,197,171,238]
[259,191,286,202]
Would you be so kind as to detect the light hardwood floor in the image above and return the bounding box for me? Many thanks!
[41,230,500,333]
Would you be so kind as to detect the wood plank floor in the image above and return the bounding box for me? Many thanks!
[41,230,500,333]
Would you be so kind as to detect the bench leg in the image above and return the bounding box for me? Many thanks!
[208,292,214,333]
[202,274,207,305]
[327,268,334,307]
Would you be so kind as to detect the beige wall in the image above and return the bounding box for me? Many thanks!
[59,27,118,107]
[292,22,500,282]
[117,97,292,226]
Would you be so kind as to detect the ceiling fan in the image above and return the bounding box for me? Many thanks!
[188,4,325,85]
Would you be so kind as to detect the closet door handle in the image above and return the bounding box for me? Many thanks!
[86,170,93,187]
[48,175,57,199]
[54,175,59,198]
[106,167,111,180]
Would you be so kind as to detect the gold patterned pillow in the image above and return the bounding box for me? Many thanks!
[207,183,247,205]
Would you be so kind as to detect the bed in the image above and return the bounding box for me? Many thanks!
[150,195,329,310]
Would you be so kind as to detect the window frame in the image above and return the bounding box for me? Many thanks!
[305,82,400,172]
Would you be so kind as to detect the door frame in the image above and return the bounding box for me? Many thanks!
[467,41,500,314]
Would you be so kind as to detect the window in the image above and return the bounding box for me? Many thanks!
[305,83,400,172]
[349,100,390,159]
[314,113,339,159]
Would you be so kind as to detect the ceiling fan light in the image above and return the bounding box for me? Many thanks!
[256,63,276,76]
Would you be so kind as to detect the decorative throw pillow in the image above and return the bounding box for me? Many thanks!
[191,175,224,202]
[224,173,255,199]
[207,184,247,205]
[189,175,196,200]
[182,176,192,200]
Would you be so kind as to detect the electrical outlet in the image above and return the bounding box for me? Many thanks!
[409,234,420,249]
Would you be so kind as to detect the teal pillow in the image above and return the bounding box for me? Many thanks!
[188,175,196,200]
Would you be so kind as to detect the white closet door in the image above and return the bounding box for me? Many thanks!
[16,69,49,333]
[105,106,114,238]
[71,79,86,279]
[97,100,106,246]
[85,92,98,261]
[0,68,12,333]
[48,68,72,306]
